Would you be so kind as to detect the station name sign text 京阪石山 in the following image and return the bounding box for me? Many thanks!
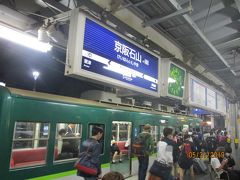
[66,11,160,97]
[82,19,159,93]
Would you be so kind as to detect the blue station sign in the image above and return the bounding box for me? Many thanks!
[81,18,159,92]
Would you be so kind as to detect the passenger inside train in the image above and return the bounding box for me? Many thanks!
[110,139,123,163]
[55,123,81,160]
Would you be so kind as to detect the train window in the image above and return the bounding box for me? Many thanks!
[88,124,105,154]
[112,121,132,141]
[119,123,129,141]
[54,123,82,162]
[10,122,50,169]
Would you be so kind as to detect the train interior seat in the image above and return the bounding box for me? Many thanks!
[117,141,128,155]
[11,147,58,168]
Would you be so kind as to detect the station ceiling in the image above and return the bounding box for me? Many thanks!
[125,0,240,95]
[0,0,240,99]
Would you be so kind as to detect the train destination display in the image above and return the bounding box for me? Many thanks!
[66,11,160,97]
[191,79,206,107]
[217,93,226,113]
[207,88,216,110]
[168,63,185,98]
[189,75,226,114]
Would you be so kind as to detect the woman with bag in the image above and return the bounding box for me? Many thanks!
[149,127,176,180]
[76,126,104,180]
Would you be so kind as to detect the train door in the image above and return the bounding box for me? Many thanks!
[110,121,132,178]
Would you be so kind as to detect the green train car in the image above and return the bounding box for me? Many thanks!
[0,87,202,180]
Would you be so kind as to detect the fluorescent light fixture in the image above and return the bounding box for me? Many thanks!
[160,120,166,123]
[140,113,151,115]
[168,77,176,83]
[206,121,211,125]
[0,24,52,52]
[106,109,121,112]
[32,71,40,80]
[162,115,171,118]
[0,82,6,86]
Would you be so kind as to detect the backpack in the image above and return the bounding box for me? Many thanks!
[132,133,149,156]
[178,143,193,169]
[193,137,201,151]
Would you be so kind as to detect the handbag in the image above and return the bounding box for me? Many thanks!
[149,160,172,180]
[74,141,98,176]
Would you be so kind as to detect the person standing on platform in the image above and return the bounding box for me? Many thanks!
[206,131,217,163]
[77,126,104,180]
[135,124,154,180]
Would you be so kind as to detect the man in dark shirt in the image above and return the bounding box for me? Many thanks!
[137,124,154,180]
[77,126,104,180]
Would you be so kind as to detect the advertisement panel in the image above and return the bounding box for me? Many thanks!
[168,63,185,98]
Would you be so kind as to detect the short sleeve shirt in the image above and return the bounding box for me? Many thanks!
[211,158,223,177]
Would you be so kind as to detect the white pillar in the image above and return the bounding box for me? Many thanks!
[211,115,214,129]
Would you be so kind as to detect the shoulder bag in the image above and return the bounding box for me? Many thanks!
[74,141,98,176]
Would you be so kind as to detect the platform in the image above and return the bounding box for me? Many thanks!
[56,156,213,180]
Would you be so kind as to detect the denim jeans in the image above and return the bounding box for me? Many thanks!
[138,156,149,180]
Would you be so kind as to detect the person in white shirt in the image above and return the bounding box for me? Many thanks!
[212,147,240,180]
[149,128,174,180]
[211,157,228,178]
[211,147,228,179]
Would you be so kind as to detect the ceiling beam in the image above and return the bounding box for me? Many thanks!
[200,16,240,33]
[212,32,240,46]
[216,37,240,49]
[164,22,188,31]
[178,0,191,5]
[175,32,196,40]
[42,0,70,12]
[142,6,192,27]
[234,0,240,13]
[218,47,239,55]
[123,0,152,9]
[211,65,240,72]
[110,0,152,12]
[191,1,234,21]
[164,14,240,33]
[168,0,237,76]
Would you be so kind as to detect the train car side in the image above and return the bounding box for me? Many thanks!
[0,87,201,180]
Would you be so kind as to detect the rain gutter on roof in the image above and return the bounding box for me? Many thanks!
[168,0,237,76]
